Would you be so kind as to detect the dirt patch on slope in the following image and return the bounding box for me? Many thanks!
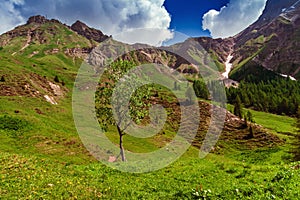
[0,73,67,104]
[146,95,283,151]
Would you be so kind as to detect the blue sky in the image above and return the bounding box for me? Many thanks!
[0,0,267,45]
[163,0,229,37]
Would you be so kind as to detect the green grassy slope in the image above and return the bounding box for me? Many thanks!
[1,59,299,199]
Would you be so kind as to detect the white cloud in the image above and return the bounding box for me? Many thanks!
[13,0,173,46]
[0,0,26,34]
[114,28,174,46]
[202,0,267,38]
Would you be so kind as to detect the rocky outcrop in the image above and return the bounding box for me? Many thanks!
[27,15,49,24]
[26,15,62,25]
[64,47,93,58]
[71,20,109,43]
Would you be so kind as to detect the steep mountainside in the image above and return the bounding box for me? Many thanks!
[231,0,300,80]
[179,0,300,81]
[0,16,100,105]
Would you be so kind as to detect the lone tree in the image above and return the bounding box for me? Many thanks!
[95,60,150,162]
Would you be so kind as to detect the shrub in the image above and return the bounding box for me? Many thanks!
[0,115,30,136]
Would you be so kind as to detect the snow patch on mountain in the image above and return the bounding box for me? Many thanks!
[222,54,234,79]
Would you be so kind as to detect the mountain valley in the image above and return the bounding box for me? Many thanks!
[0,0,300,198]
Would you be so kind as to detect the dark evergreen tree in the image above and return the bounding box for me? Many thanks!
[0,75,5,82]
[54,75,59,83]
[193,80,209,100]
[246,111,254,123]
[234,95,243,118]
[249,125,254,139]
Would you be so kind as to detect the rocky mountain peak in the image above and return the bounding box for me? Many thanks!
[27,15,48,24]
[72,20,88,29]
[26,15,63,26]
[71,20,109,43]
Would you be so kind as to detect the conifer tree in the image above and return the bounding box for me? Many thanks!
[234,95,243,118]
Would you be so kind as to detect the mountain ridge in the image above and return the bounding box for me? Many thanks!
[1,0,300,82]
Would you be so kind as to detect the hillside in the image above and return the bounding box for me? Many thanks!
[0,16,100,105]
[231,0,300,80]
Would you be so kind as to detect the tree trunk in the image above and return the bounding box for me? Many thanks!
[117,126,126,162]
